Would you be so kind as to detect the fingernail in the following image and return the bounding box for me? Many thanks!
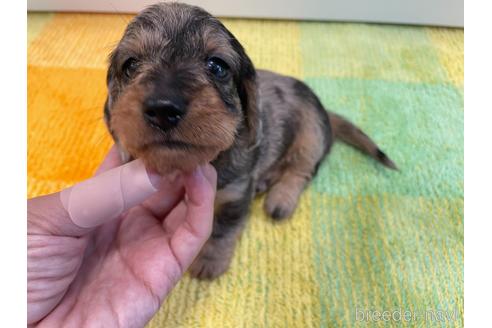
[146,169,163,189]
[166,171,182,185]
[188,165,211,189]
[192,165,206,182]
[200,164,217,187]
[146,168,182,189]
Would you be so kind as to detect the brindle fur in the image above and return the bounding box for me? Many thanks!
[104,2,396,279]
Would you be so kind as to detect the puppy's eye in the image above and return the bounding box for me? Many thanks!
[206,57,229,79]
[122,57,139,78]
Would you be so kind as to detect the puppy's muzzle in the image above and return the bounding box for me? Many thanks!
[143,96,186,132]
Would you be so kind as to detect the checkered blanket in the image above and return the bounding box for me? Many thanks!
[28,12,463,327]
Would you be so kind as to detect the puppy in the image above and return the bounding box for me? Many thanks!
[104,2,396,279]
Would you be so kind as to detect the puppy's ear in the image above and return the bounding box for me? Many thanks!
[104,49,131,163]
[104,52,117,129]
[230,37,259,146]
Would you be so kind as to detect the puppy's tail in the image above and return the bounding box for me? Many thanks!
[329,113,398,170]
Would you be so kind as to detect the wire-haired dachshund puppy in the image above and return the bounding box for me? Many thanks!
[104,2,397,279]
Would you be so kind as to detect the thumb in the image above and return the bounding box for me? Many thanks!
[28,159,173,236]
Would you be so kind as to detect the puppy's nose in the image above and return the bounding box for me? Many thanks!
[143,98,185,131]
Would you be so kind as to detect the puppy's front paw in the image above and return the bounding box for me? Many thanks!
[188,254,231,280]
[264,186,298,220]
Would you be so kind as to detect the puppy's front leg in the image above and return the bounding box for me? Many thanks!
[188,180,253,280]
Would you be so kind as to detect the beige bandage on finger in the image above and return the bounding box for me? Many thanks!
[60,159,160,228]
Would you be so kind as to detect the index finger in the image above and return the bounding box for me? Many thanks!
[60,159,163,229]
[28,159,167,236]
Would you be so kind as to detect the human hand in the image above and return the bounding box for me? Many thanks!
[27,146,217,327]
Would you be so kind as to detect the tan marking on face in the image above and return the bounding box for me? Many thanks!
[110,82,240,174]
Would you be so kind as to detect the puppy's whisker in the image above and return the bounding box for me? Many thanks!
[75,115,104,124]
[107,1,133,25]
[70,115,107,129]
[92,134,111,148]
[102,42,119,53]
[71,106,104,113]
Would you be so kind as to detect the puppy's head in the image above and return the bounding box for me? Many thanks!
[104,3,257,174]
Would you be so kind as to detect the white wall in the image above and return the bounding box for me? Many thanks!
[27,0,463,27]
